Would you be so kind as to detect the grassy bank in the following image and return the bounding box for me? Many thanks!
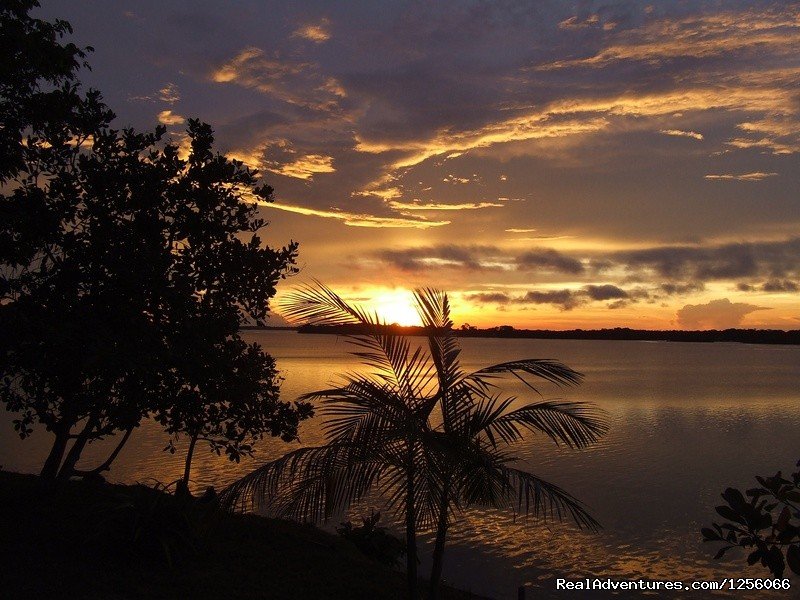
[0,471,485,599]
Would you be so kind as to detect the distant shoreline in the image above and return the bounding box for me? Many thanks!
[241,325,800,346]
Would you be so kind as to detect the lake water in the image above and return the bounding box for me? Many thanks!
[2,331,799,598]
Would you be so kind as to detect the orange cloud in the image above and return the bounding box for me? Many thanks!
[293,19,331,43]
[676,298,770,329]
[269,154,335,180]
[157,110,185,125]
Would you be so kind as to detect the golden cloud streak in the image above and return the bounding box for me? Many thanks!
[704,172,778,181]
[248,197,450,229]
[269,154,335,180]
[538,10,800,70]
[356,117,610,169]
[389,201,503,211]
[357,83,795,170]
[725,137,800,155]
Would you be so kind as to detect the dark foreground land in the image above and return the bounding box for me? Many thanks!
[0,471,484,600]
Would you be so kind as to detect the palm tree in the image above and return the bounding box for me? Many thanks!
[221,283,608,599]
[413,290,607,598]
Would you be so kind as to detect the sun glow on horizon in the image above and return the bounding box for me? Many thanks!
[368,289,423,327]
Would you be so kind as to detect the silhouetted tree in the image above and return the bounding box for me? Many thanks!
[0,0,99,181]
[162,121,311,490]
[0,3,309,480]
[222,283,607,600]
[702,459,800,578]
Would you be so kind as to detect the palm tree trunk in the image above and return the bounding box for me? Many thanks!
[428,485,450,600]
[406,445,418,600]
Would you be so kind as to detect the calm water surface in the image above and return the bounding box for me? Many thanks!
[2,332,799,599]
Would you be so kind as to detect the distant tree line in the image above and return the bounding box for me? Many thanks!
[295,324,800,345]
[0,0,311,485]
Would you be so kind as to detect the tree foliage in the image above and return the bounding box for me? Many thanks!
[0,0,97,181]
[702,460,800,577]
[0,2,309,482]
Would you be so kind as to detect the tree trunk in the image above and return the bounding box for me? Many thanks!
[73,425,134,477]
[56,416,97,480]
[428,486,450,600]
[182,433,199,487]
[406,445,418,600]
[40,425,71,480]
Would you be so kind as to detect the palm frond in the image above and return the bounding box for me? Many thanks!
[225,282,605,565]
[468,358,584,395]
[478,400,609,449]
[279,279,368,326]
[282,281,437,401]
[501,466,600,531]
[414,288,471,428]
[219,445,332,513]
[302,374,437,452]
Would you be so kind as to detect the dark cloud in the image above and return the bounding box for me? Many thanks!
[660,282,705,295]
[376,245,499,271]
[584,284,629,300]
[762,279,799,293]
[376,238,800,287]
[375,245,583,274]
[516,249,584,274]
[465,292,512,304]
[517,284,643,311]
[615,238,800,281]
[521,289,582,311]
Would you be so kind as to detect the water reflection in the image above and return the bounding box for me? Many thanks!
[1,332,798,598]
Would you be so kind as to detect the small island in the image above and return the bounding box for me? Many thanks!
[291,324,800,345]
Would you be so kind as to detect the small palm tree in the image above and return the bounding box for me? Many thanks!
[222,283,608,599]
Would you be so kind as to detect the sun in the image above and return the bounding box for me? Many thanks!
[371,289,422,327]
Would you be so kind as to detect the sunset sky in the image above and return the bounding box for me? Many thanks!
[42,1,800,329]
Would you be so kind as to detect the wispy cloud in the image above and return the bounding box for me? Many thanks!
[704,172,778,181]
[660,129,704,140]
[389,201,503,211]
[158,83,180,104]
[254,199,449,229]
[211,47,345,111]
[293,18,331,43]
[538,9,800,70]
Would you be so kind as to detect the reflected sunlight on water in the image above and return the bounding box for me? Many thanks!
[1,332,798,599]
